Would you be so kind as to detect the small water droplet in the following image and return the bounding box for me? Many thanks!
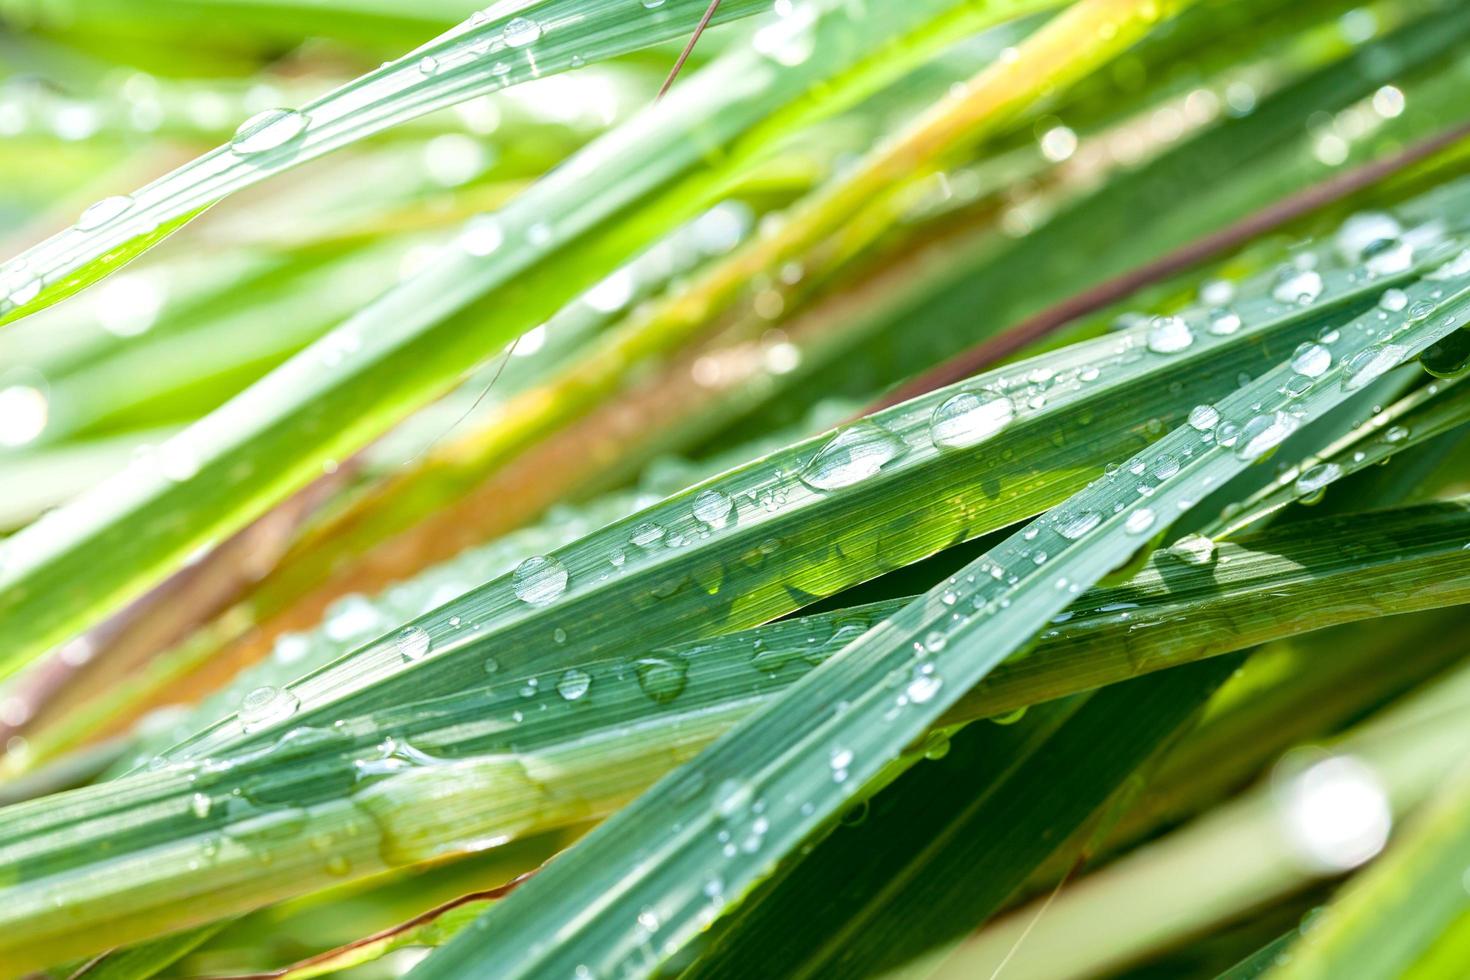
[1146,315,1194,354]
[1169,533,1216,565]
[1236,411,1300,461]
[419,55,439,75]
[799,421,906,491]
[77,195,135,231]
[630,522,666,549]
[1207,307,1242,335]
[502,17,543,46]
[1188,404,1220,431]
[239,685,299,733]
[557,668,592,701]
[636,653,689,704]
[1342,343,1407,391]
[1125,508,1156,534]
[512,555,569,605]
[1272,268,1324,306]
[190,792,212,819]
[1379,288,1408,312]
[1362,237,1413,276]
[1058,510,1102,540]
[230,108,309,155]
[930,390,1015,448]
[1290,342,1332,378]
[1295,462,1341,497]
[693,489,733,527]
[395,625,432,661]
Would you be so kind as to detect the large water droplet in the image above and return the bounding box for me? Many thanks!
[513,555,569,605]
[1379,288,1408,312]
[1207,307,1242,335]
[239,685,299,733]
[1125,508,1156,534]
[77,195,135,231]
[1295,461,1342,497]
[1188,404,1220,431]
[1235,411,1300,461]
[693,489,733,527]
[1290,342,1332,378]
[629,522,666,549]
[1271,268,1324,306]
[635,653,689,704]
[1362,237,1414,276]
[930,390,1015,449]
[799,421,905,491]
[1168,533,1216,565]
[502,17,542,46]
[1335,212,1402,262]
[230,108,309,155]
[1057,510,1102,540]
[395,625,431,662]
[1146,315,1194,354]
[1342,343,1407,391]
[557,668,592,701]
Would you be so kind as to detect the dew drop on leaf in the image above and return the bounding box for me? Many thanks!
[1146,315,1194,354]
[77,195,134,231]
[557,668,592,701]
[502,17,543,47]
[230,108,309,155]
[513,555,569,605]
[395,625,431,661]
[239,685,299,733]
[1290,342,1332,379]
[635,653,689,704]
[1235,411,1300,461]
[1271,268,1324,306]
[799,421,905,490]
[929,390,1015,449]
[692,489,733,527]
[1341,343,1407,391]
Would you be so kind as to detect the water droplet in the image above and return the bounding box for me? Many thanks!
[1290,342,1332,378]
[1295,462,1341,496]
[77,195,134,231]
[930,390,1015,449]
[1379,288,1408,312]
[1146,315,1194,354]
[1188,404,1220,431]
[395,625,431,661]
[1362,237,1413,276]
[1272,268,1324,306]
[190,792,212,819]
[991,707,1028,725]
[1335,212,1402,262]
[1125,508,1156,534]
[1151,453,1181,479]
[0,385,48,446]
[557,668,591,701]
[502,17,542,47]
[512,555,569,605]
[418,55,439,75]
[635,653,689,704]
[799,421,905,491]
[230,108,309,155]
[692,489,733,527]
[1058,510,1102,540]
[906,669,943,704]
[239,686,299,733]
[1279,755,1391,872]
[630,522,666,549]
[1342,343,1407,391]
[1236,412,1300,461]
[1207,307,1242,335]
[1169,533,1216,565]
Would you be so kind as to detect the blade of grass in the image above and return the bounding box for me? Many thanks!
[0,0,1029,682]
[406,215,1470,980]
[0,0,787,326]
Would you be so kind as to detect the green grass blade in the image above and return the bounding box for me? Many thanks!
[407,237,1470,980]
[0,0,1006,683]
[685,658,1240,979]
[0,0,784,327]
